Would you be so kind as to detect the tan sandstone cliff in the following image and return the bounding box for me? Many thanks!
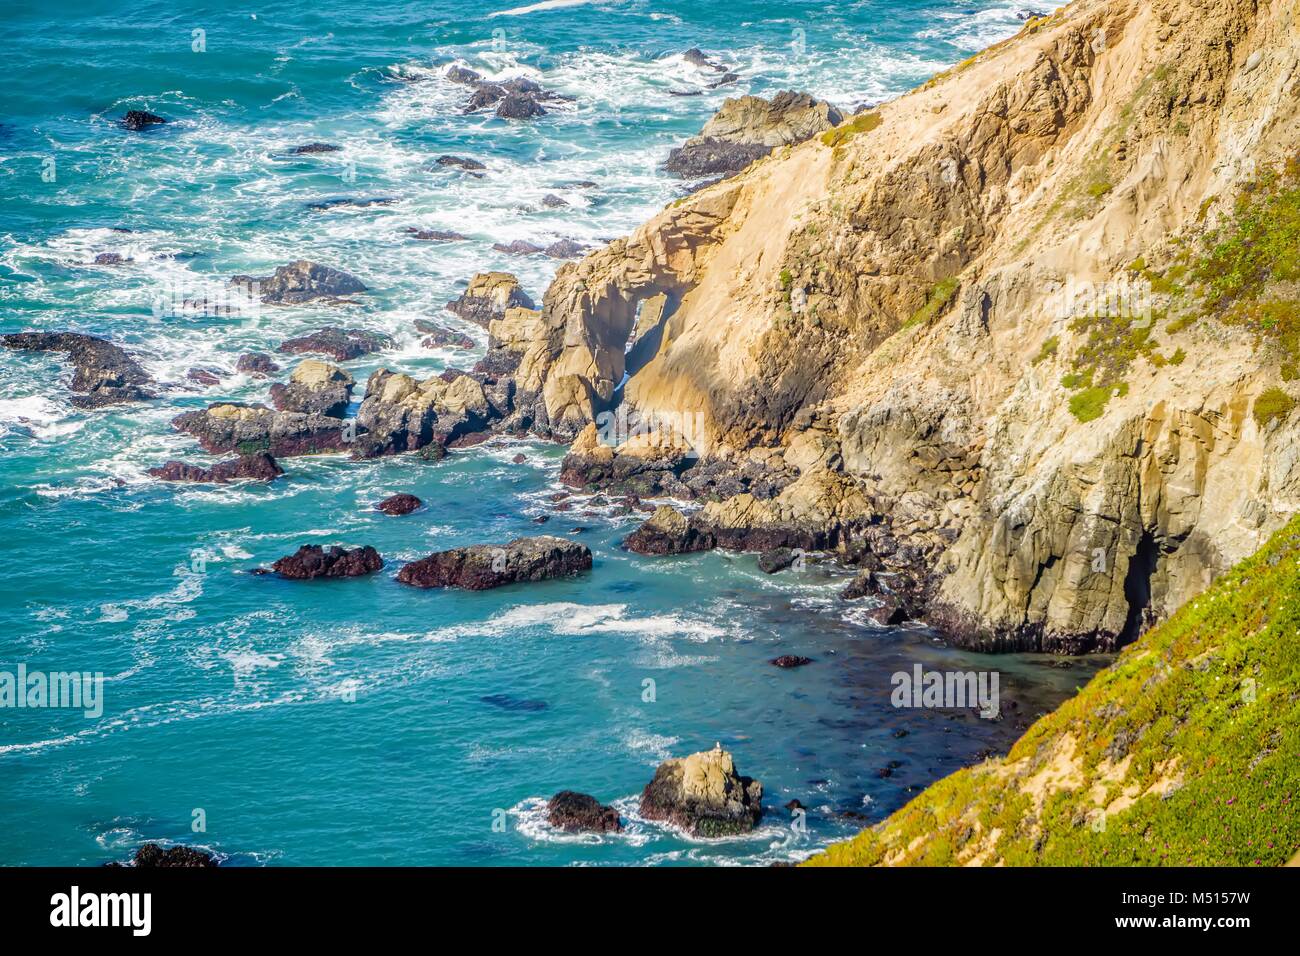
[503,0,1300,651]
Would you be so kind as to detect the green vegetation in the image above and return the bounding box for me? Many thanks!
[1252,386,1295,429]
[903,277,959,329]
[1032,335,1059,364]
[820,111,882,148]
[808,513,1300,867]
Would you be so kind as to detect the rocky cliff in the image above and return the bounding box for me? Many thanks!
[505,0,1300,652]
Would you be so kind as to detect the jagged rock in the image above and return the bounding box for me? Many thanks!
[270,545,382,579]
[289,142,340,154]
[352,368,494,457]
[681,47,726,71]
[664,138,773,178]
[269,359,354,418]
[758,547,798,573]
[230,260,367,305]
[148,451,283,484]
[406,228,468,241]
[770,655,812,668]
[436,154,486,171]
[493,239,544,256]
[445,65,482,85]
[560,422,695,496]
[640,743,763,837]
[233,354,276,379]
[94,252,128,265]
[664,92,841,179]
[2,331,154,407]
[376,493,422,516]
[623,506,713,555]
[841,569,926,626]
[543,239,588,259]
[277,327,393,362]
[129,844,216,867]
[122,110,167,131]
[414,321,475,349]
[546,791,622,833]
[541,194,568,208]
[496,92,547,119]
[446,272,535,327]
[396,535,591,590]
[172,402,353,457]
[186,367,222,386]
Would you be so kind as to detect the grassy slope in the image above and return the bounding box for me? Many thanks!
[808,515,1300,866]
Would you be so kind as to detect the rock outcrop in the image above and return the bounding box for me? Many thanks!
[277,328,392,361]
[122,110,167,131]
[149,451,283,484]
[269,360,354,418]
[376,493,422,515]
[503,0,1300,653]
[446,272,536,327]
[231,260,366,305]
[172,403,352,457]
[546,791,623,833]
[127,844,216,867]
[269,544,383,579]
[640,743,763,837]
[2,332,155,407]
[396,535,592,590]
[666,91,843,178]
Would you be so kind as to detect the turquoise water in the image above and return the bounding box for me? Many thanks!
[0,0,1097,866]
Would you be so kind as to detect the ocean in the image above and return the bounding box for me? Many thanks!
[0,0,1100,866]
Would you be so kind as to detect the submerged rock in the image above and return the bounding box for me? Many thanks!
[277,327,393,362]
[289,142,340,154]
[640,743,763,837]
[236,352,280,377]
[435,154,486,171]
[270,544,383,579]
[148,451,283,484]
[122,110,167,131]
[418,324,476,350]
[445,272,536,327]
[770,655,812,668]
[396,535,592,590]
[306,196,398,212]
[2,331,154,407]
[186,367,223,386]
[231,260,367,305]
[406,227,469,242]
[492,239,544,256]
[547,791,623,833]
[376,493,422,516]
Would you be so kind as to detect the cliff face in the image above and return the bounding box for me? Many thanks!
[515,0,1300,651]
[805,513,1300,867]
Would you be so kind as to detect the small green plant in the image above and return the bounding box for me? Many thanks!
[903,277,959,329]
[820,111,882,148]
[1033,336,1060,364]
[1253,386,1295,428]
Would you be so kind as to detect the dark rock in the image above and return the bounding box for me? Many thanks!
[186,367,222,386]
[532,515,550,524]
[623,505,714,555]
[446,273,535,327]
[547,791,622,833]
[94,252,128,265]
[664,137,772,178]
[171,402,354,457]
[543,238,588,259]
[445,65,483,85]
[289,142,341,154]
[640,743,763,837]
[270,544,383,579]
[148,451,283,484]
[231,260,367,305]
[841,569,926,625]
[406,227,468,241]
[708,72,741,89]
[122,110,167,131]
[236,352,280,377]
[541,194,568,208]
[376,493,422,516]
[511,453,527,464]
[268,360,355,418]
[785,799,805,811]
[419,326,476,350]
[758,547,797,573]
[130,844,215,867]
[397,535,592,590]
[436,154,486,171]
[492,239,544,256]
[770,655,812,668]
[2,331,154,407]
[681,47,726,72]
[277,327,393,362]
[496,92,547,120]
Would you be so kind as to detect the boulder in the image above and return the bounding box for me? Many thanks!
[270,544,383,579]
[236,352,280,376]
[446,272,535,327]
[406,228,469,241]
[419,325,476,350]
[396,535,592,590]
[277,327,393,361]
[496,92,547,120]
[445,65,482,85]
[289,142,340,154]
[122,110,167,131]
[543,238,588,259]
[171,402,354,457]
[541,194,568,208]
[492,240,544,256]
[376,493,422,516]
[352,368,494,457]
[665,91,842,178]
[269,359,355,418]
[663,138,773,178]
[640,743,763,837]
[2,331,154,407]
[770,655,812,668]
[623,505,715,555]
[546,791,622,833]
[306,196,397,212]
[758,547,797,573]
[148,451,283,484]
[681,47,726,71]
[230,260,367,305]
[436,154,486,171]
[186,367,222,386]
